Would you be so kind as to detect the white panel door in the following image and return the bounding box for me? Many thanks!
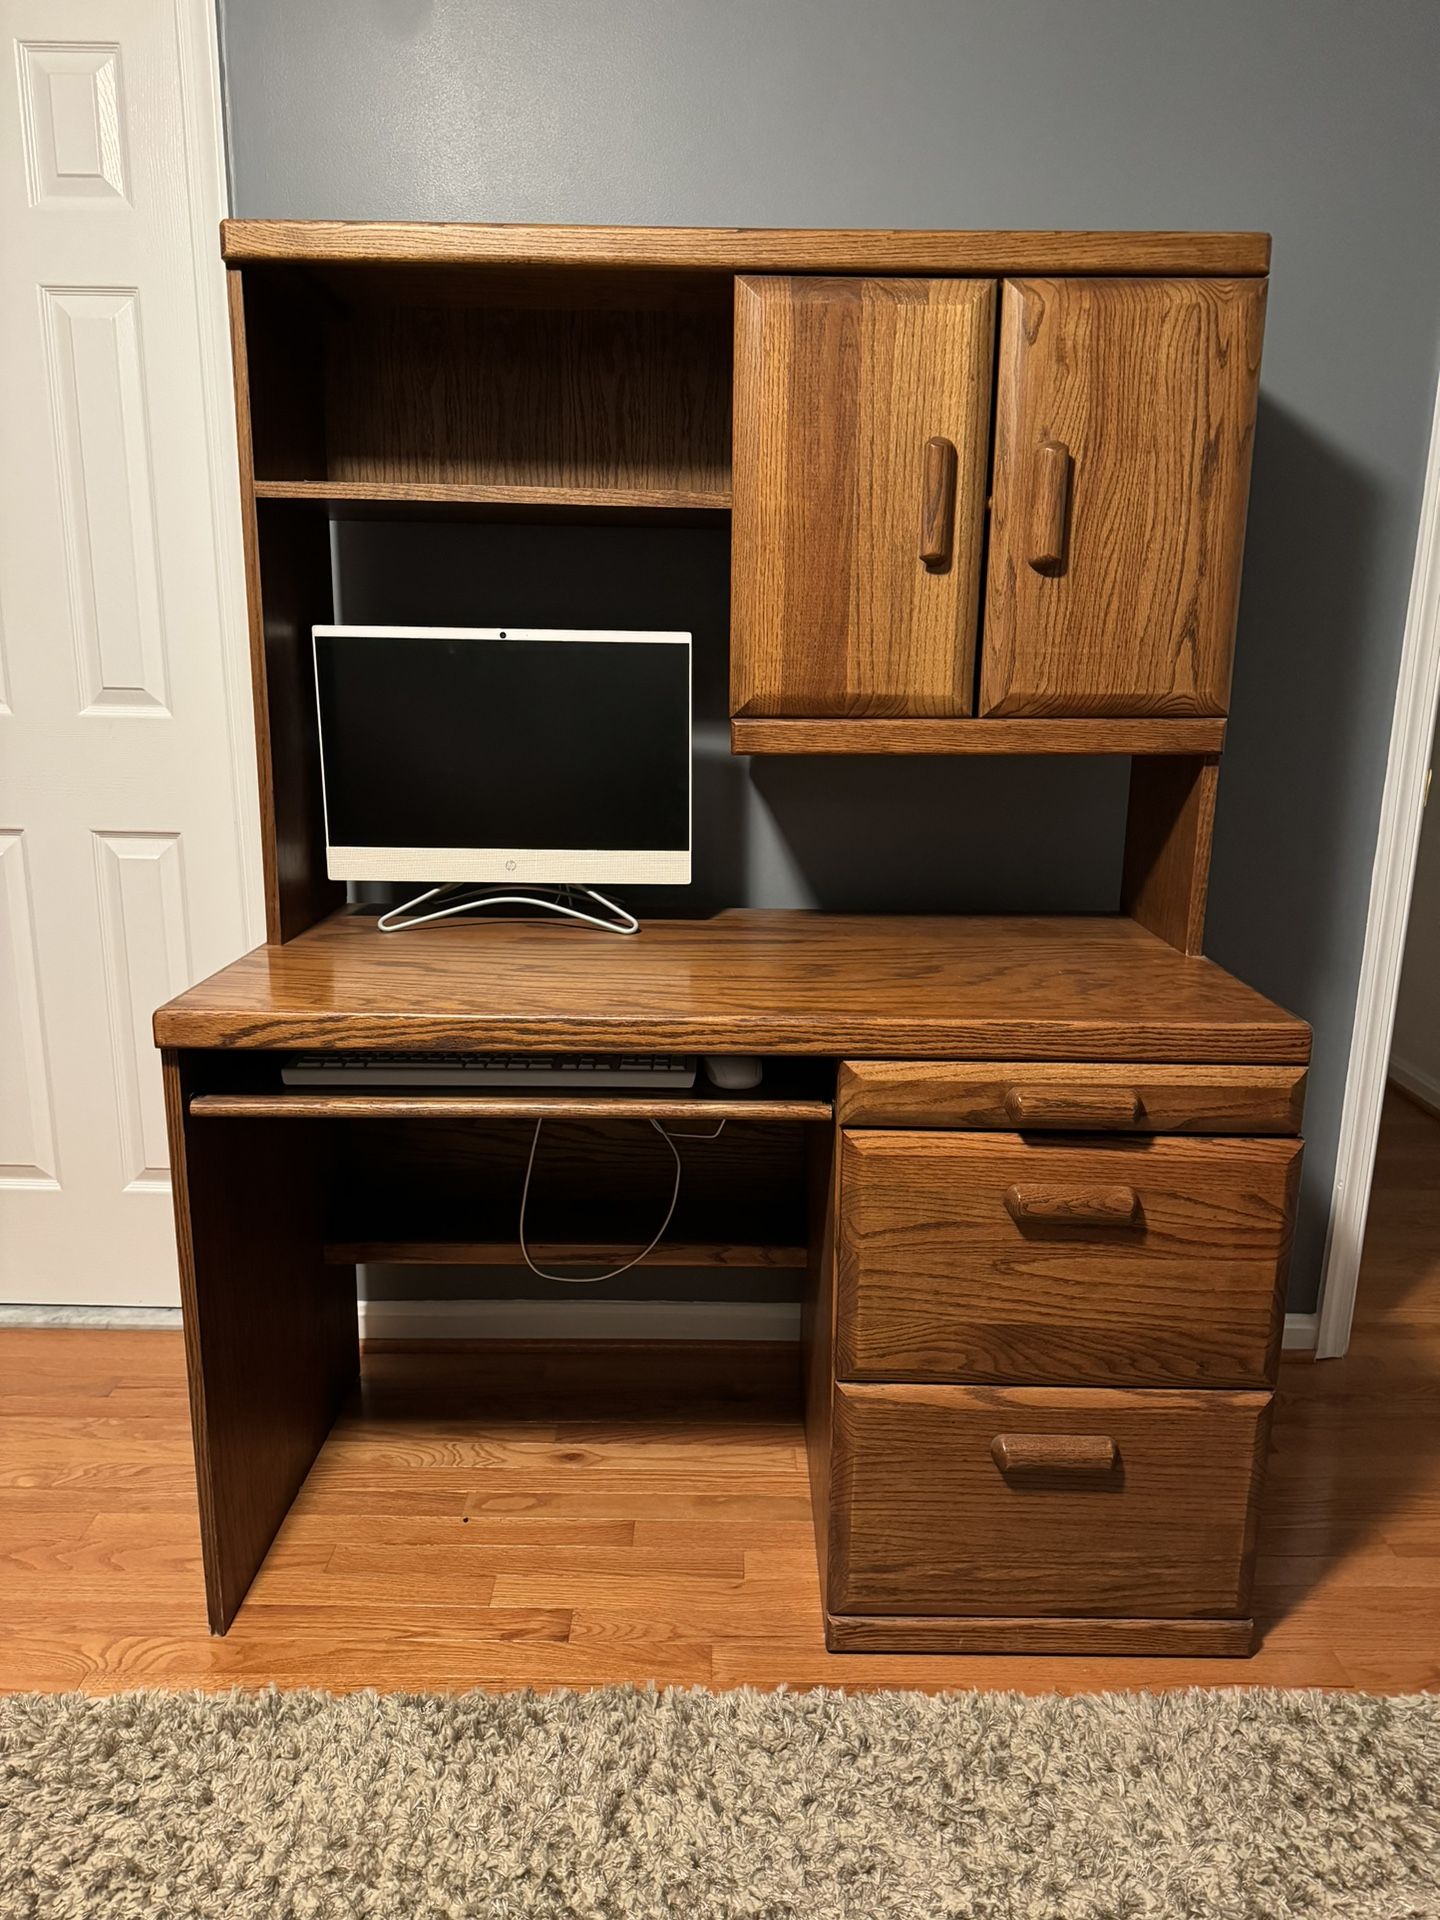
[0,0,261,1303]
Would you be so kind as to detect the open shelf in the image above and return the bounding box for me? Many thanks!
[324,1238,805,1267]
[731,717,1228,757]
[190,1090,831,1122]
[241,279,732,500]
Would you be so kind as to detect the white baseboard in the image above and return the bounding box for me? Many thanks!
[1282,1312,1318,1353]
[0,1297,1323,1352]
[0,1304,182,1329]
[1389,1056,1440,1119]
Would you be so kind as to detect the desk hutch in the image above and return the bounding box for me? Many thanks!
[155,223,1308,1656]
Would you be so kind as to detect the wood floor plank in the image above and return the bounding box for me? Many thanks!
[0,1087,1436,1694]
[324,1541,747,1581]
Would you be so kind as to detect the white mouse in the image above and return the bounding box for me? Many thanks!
[704,1055,764,1090]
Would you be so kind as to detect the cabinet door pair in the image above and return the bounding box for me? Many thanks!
[731,276,1266,720]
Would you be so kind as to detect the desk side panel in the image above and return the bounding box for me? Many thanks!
[163,1052,358,1631]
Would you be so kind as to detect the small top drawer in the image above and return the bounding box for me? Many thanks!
[837,1061,1305,1133]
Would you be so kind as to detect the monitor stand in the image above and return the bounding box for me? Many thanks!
[375,883,640,936]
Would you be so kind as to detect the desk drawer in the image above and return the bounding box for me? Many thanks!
[836,1131,1299,1386]
[831,1383,1270,1617]
[837,1062,1306,1133]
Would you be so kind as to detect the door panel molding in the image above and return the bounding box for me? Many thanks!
[40,284,172,716]
[0,831,59,1188]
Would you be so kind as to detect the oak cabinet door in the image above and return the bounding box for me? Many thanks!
[981,278,1266,718]
[731,276,995,717]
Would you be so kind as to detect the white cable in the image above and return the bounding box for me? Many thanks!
[377,883,639,936]
[518,1117,726,1285]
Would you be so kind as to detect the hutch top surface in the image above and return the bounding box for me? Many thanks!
[219,222,1270,275]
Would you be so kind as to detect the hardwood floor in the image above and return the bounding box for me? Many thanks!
[3,1090,1438,1694]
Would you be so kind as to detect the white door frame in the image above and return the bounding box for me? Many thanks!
[1314,366,1440,1358]
[173,0,265,945]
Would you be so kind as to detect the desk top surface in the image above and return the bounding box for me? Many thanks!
[154,910,1309,1064]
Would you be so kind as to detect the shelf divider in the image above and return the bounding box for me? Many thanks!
[252,478,732,516]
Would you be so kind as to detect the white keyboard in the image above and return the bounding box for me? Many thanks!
[280,1051,698,1089]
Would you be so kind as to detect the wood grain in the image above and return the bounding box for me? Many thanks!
[981,278,1266,718]
[152,910,1312,1063]
[991,1433,1118,1474]
[252,479,731,513]
[835,1061,1307,1133]
[732,277,993,718]
[802,1131,841,1613]
[829,1383,1272,1616]
[321,304,730,496]
[729,717,1227,754]
[1123,755,1220,955]
[824,1613,1255,1655]
[835,1131,1299,1387]
[220,222,1272,277]
[162,1053,358,1632]
[1001,1181,1139,1226]
[0,1093,1437,1691]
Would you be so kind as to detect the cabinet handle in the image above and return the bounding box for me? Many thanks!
[919,436,958,567]
[1004,1085,1142,1129]
[1028,438,1071,574]
[1004,1183,1139,1227]
[991,1433,1117,1475]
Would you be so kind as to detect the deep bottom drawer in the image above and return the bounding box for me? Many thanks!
[831,1383,1270,1617]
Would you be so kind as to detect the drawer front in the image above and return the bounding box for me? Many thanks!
[831,1383,1270,1617]
[837,1061,1306,1133]
[837,1131,1300,1386]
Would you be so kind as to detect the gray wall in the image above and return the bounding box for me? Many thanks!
[219,0,1440,1311]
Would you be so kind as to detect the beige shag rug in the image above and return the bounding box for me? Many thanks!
[1,1686,1437,1918]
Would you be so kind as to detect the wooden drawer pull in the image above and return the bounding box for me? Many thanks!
[1004,1183,1139,1227]
[1029,438,1071,574]
[1004,1084,1142,1129]
[991,1433,1117,1475]
[919,435,959,567]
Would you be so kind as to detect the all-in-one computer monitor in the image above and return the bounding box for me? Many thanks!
[312,626,692,896]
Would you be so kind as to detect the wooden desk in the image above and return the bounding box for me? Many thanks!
[177,225,1300,1654]
[156,909,1308,1649]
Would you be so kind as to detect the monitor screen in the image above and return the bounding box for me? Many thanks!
[313,626,691,885]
